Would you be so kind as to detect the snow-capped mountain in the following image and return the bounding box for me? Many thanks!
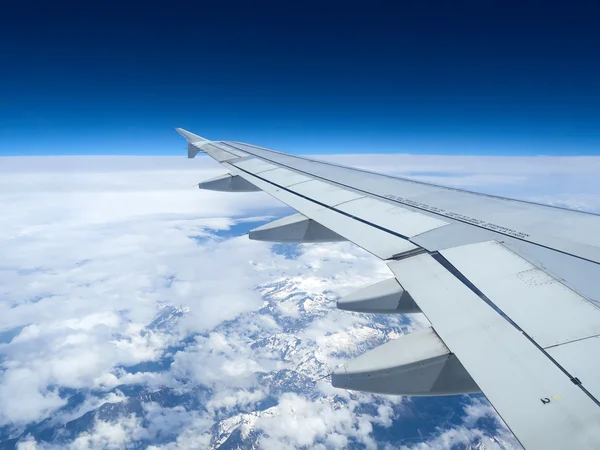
[2,259,518,449]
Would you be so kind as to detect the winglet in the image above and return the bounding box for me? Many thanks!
[175,128,210,159]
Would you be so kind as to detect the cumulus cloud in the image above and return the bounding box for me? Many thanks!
[253,388,406,450]
[0,157,285,426]
[1,153,591,448]
[68,414,146,450]
[255,393,369,449]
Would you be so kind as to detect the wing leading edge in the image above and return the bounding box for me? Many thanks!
[177,128,600,449]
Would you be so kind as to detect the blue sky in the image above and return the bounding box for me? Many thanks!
[1,1,600,156]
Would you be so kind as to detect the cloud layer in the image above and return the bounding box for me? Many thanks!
[2,152,591,448]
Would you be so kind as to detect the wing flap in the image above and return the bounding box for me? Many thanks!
[235,158,279,174]
[289,179,365,206]
[230,157,450,242]
[226,162,418,259]
[257,167,313,187]
[388,254,600,449]
[441,241,600,348]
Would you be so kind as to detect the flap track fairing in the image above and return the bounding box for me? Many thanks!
[198,174,261,192]
[249,213,347,243]
[337,278,420,314]
[332,327,480,396]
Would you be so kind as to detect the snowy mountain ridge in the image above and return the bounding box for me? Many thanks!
[2,256,518,449]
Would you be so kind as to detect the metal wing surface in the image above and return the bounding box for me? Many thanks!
[177,128,600,449]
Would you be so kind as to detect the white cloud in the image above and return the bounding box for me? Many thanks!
[0,157,292,427]
[68,414,146,450]
[0,368,66,425]
[252,390,405,450]
[254,393,366,449]
[170,331,279,391]
[16,436,38,450]
[206,389,266,414]
[1,153,594,448]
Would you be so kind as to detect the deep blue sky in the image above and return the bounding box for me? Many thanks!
[1,1,600,156]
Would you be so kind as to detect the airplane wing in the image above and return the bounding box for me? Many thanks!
[176,128,600,449]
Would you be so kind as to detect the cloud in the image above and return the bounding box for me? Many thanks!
[1,153,593,448]
[170,331,280,391]
[253,391,405,450]
[206,389,266,414]
[0,157,290,428]
[68,414,146,450]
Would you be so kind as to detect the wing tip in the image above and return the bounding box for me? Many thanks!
[175,128,208,143]
[176,128,209,159]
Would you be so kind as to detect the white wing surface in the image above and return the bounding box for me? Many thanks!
[177,128,600,449]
